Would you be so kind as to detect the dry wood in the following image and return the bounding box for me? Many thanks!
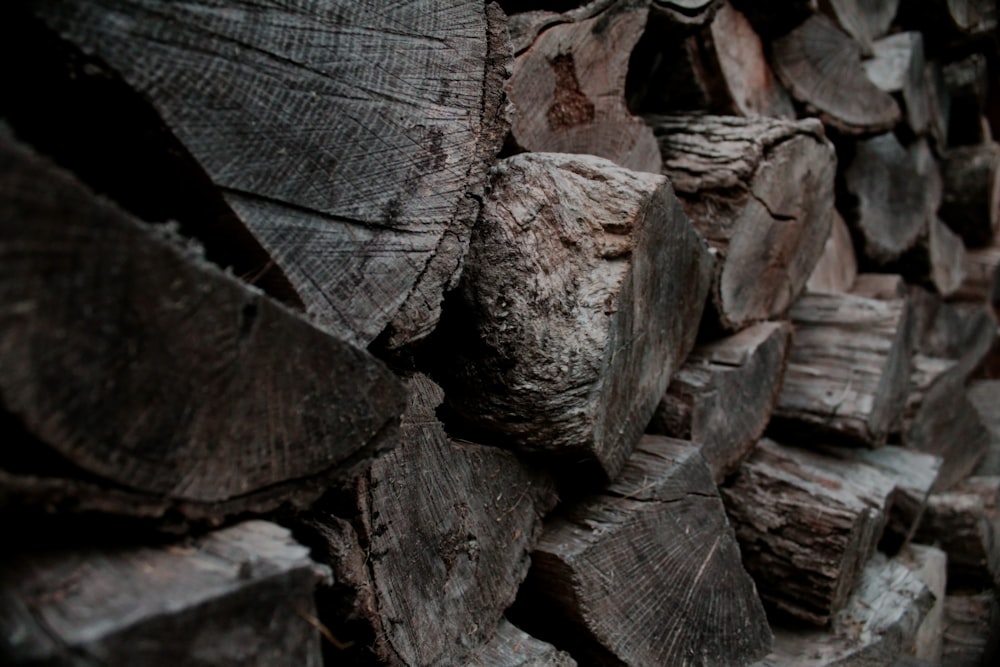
[648,321,793,482]
[807,211,859,294]
[435,152,712,481]
[909,291,998,369]
[770,14,901,135]
[939,141,1000,247]
[819,0,900,55]
[722,439,898,626]
[925,60,953,152]
[897,0,998,45]
[970,380,1000,475]
[0,521,327,666]
[468,620,577,667]
[25,0,510,348]
[863,31,930,135]
[729,0,816,40]
[949,242,1000,303]
[942,592,1000,667]
[772,288,913,446]
[649,114,835,329]
[506,0,661,172]
[898,544,948,664]
[649,0,724,27]
[943,54,991,147]
[519,435,772,666]
[0,130,404,513]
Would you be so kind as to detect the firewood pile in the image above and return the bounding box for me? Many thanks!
[3,0,1000,665]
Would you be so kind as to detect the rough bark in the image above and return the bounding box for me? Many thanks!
[0,130,404,513]
[435,152,712,482]
[519,435,773,666]
[807,211,859,294]
[862,31,930,136]
[942,592,1000,667]
[648,321,793,482]
[0,521,327,666]
[898,544,948,664]
[722,439,899,626]
[649,114,836,329]
[770,14,901,135]
[468,620,577,667]
[939,141,1000,247]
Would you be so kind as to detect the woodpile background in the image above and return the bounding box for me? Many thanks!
[4,0,1000,665]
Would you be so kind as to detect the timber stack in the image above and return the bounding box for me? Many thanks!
[3,1,1000,665]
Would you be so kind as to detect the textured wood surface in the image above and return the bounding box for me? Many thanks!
[950,242,1000,303]
[0,130,404,509]
[939,142,1000,248]
[942,591,1000,667]
[650,0,724,27]
[821,0,900,55]
[970,380,1000,475]
[862,31,930,135]
[807,212,859,294]
[0,521,326,666]
[468,620,577,667]
[436,152,712,481]
[650,114,835,329]
[899,544,947,664]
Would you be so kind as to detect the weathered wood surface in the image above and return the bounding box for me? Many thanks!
[943,54,991,147]
[949,242,1000,303]
[506,0,661,172]
[925,60,953,151]
[301,374,557,667]
[0,521,327,666]
[898,544,947,664]
[939,141,1000,247]
[435,152,712,482]
[468,620,577,667]
[0,130,404,513]
[648,321,793,482]
[909,292,998,371]
[519,435,772,666]
[898,0,998,44]
[820,0,900,55]
[772,289,913,446]
[807,211,859,294]
[753,552,934,667]
[722,439,898,626]
[770,14,901,134]
[649,114,835,329]
[862,31,930,135]
[26,0,510,348]
[942,591,1000,667]
[914,217,968,297]
[970,380,1000,475]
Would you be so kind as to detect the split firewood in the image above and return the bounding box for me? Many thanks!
[649,0,724,28]
[300,375,557,667]
[898,544,948,664]
[0,521,328,666]
[897,0,998,47]
[851,272,909,301]
[970,380,1000,474]
[729,0,816,40]
[772,288,912,446]
[863,31,931,136]
[434,152,712,482]
[770,14,901,135]
[819,0,900,56]
[939,141,1000,247]
[942,592,1000,666]
[648,321,793,482]
[806,211,859,294]
[948,242,1000,303]
[468,620,577,667]
[506,0,661,172]
[943,54,991,146]
[648,114,835,330]
[22,0,510,348]
[0,130,404,517]
[518,435,772,666]
[722,439,899,626]
[753,552,934,666]
[909,290,998,368]
[925,60,953,151]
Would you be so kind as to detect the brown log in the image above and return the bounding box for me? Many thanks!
[23,1,510,348]
[468,620,577,667]
[649,114,836,329]
[0,130,404,515]
[819,0,900,55]
[434,152,712,482]
[863,31,931,136]
[899,544,948,664]
[722,439,898,626]
[970,380,1000,475]
[506,0,661,172]
[519,435,773,666]
[770,14,901,135]
[300,374,558,666]
[648,321,793,482]
[942,592,1000,667]
[0,521,327,666]
[806,211,859,294]
[939,141,1000,247]
[772,288,913,446]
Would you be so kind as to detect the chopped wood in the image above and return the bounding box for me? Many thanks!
[649,0,725,27]
[520,435,773,666]
[942,591,1000,667]
[863,31,931,135]
[898,544,948,664]
[925,60,953,152]
[468,620,577,667]
[949,242,1000,303]
[0,130,404,512]
[435,152,712,481]
[648,321,793,482]
[772,289,913,446]
[897,0,998,46]
[770,14,901,135]
[852,272,910,301]
[506,1,662,172]
[649,113,836,329]
[0,521,327,666]
[729,0,817,40]
[970,380,1000,475]
[909,291,998,370]
[819,0,900,56]
[943,54,991,147]
[722,439,898,626]
[807,211,859,294]
[939,141,1000,247]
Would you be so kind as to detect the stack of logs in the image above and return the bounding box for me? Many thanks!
[2,0,1000,665]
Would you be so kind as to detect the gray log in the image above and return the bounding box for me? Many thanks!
[863,31,930,135]
[468,620,577,667]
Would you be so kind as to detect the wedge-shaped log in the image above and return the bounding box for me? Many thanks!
[649,114,835,330]
[0,131,403,514]
[722,439,898,625]
[863,32,930,135]
[939,142,1000,247]
[806,212,859,294]
[899,544,948,664]
[300,375,557,667]
[25,0,510,348]
[773,288,912,446]
[519,435,772,666]
[0,521,326,666]
[468,620,577,667]
[649,321,793,482]
[438,153,712,481]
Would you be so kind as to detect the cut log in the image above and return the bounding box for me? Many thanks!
[721,439,899,626]
[24,0,510,348]
[863,31,930,136]
[649,0,724,27]
[943,54,991,147]
[819,0,900,55]
[909,291,998,370]
[898,544,948,664]
[434,152,712,482]
[506,0,661,172]
[807,211,859,294]
[949,242,1000,303]
[518,435,773,666]
[942,592,1000,667]
[970,380,1000,475]
[648,114,836,329]
[897,0,998,46]
[468,620,577,667]
[0,521,327,666]
[648,321,793,482]
[0,130,404,514]
[939,141,1000,247]
[754,552,934,666]
[925,60,953,152]
[300,374,558,666]
[772,288,913,446]
[770,14,901,135]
